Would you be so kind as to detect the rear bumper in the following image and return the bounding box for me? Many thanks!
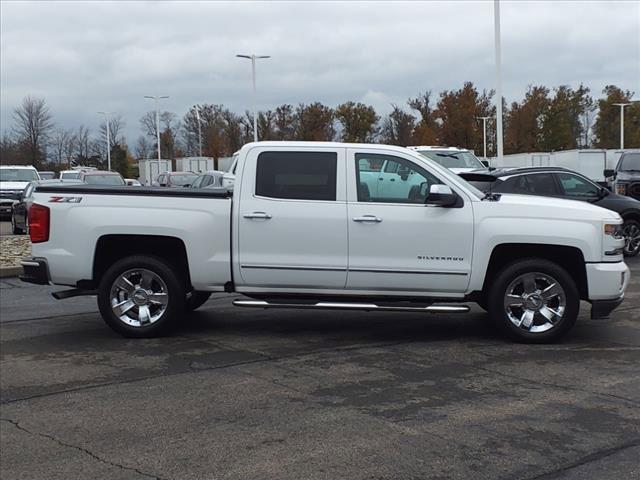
[19,257,51,285]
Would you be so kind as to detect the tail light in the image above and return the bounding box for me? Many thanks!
[29,203,50,243]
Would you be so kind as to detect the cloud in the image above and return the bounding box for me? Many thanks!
[1,0,638,144]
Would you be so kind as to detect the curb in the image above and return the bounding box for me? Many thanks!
[0,266,23,278]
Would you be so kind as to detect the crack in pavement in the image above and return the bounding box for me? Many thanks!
[0,418,171,480]
[521,437,640,480]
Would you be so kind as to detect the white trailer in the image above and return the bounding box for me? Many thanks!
[138,159,172,186]
[175,157,214,173]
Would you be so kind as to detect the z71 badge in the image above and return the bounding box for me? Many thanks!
[49,196,82,203]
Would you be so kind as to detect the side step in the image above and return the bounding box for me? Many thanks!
[233,300,469,313]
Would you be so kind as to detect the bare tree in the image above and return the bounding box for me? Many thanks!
[12,95,54,167]
[134,135,152,160]
[74,125,91,165]
[49,128,73,165]
[99,114,125,149]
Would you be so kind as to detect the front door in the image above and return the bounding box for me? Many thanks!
[237,147,348,289]
[346,149,474,294]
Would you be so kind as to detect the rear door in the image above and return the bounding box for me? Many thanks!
[237,147,348,289]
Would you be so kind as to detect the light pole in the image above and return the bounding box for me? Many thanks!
[195,105,203,157]
[494,0,504,163]
[613,103,631,150]
[236,54,270,142]
[97,111,115,171]
[144,95,170,160]
[476,116,492,164]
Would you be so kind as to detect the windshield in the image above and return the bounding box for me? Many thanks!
[619,153,640,171]
[0,168,39,182]
[84,174,125,185]
[418,150,485,169]
[39,172,55,180]
[171,174,198,186]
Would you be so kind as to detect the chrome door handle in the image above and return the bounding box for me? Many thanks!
[353,215,382,223]
[243,212,272,219]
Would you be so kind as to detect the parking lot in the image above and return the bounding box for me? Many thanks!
[0,256,638,479]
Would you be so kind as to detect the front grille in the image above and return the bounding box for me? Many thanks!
[629,182,640,201]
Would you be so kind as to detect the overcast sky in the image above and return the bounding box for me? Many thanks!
[1,0,639,144]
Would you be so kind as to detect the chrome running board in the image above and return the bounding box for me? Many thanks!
[233,300,469,313]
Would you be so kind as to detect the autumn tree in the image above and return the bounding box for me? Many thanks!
[434,82,494,154]
[504,85,550,153]
[380,105,416,146]
[593,85,640,149]
[540,84,592,151]
[12,95,54,168]
[273,104,296,140]
[334,101,379,142]
[408,91,438,145]
[294,102,335,141]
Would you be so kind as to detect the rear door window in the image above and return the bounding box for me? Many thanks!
[256,151,337,201]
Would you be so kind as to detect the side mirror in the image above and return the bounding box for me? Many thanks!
[426,184,459,207]
[604,169,616,179]
[481,160,490,167]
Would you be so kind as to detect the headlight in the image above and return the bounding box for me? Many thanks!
[615,182,628,195]
[604,223,624,239]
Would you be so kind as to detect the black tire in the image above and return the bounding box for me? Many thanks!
[185,291,212,312]
[97,255,185,338]
[622,219,640,257]
[11,214,24,235]
[488,258,579,343]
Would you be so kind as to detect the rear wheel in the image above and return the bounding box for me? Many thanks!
[488,259,579,343]
[97,255,185,338]
[622,219,640,257]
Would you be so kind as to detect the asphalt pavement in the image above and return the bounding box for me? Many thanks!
[1,258,639,480]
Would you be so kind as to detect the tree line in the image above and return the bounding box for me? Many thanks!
[1,83,638,177]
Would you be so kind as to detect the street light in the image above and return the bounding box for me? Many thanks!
[195,105,203,157]
[97,111,116,171]
[144,95,170,160]
[476,116,492,164]
[613,103,631,150]
[494,0,504,163]
[236,54,271,142]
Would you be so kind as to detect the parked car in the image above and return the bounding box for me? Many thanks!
[153,171,198,187]
[125,178,142,186]
[38,171,55,180]
[459,166,640,257]
[408,146,487,173]
[78,170,126,186]
[222,153,239,190]
[605,151,640,201]
[0,165,40,218]
[189,171,225,189]
[11,179,84,234]
[23,142,629,343]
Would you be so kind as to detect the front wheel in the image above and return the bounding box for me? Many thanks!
[97,255,185,338]
[622,219,640,257]
[488,259,579,343]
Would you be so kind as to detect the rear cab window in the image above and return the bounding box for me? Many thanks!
[255,151,337,201]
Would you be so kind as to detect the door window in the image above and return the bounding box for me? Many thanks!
[556,172,599,198]
[355,153,442,203]
[256,151,337,201]
[191,176,203,188]
[504,173,558,196]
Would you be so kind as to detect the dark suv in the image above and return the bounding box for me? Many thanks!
[460,166,640,257]
[605,151,640,201]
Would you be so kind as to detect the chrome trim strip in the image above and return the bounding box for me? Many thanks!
[20,261,41,267]
[241,264,347,272]
[233,300,470,313]
[349,268,468,276]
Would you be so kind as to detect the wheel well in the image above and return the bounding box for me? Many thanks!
[621,211,640,223]
[92,235,191,288]
[483,244,588,300]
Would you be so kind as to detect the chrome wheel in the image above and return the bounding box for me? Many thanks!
[110,268,169,327]
[623,222,640,256]
[504,272,566,333]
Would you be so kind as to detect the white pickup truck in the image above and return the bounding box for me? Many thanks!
[21,142,630,343]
